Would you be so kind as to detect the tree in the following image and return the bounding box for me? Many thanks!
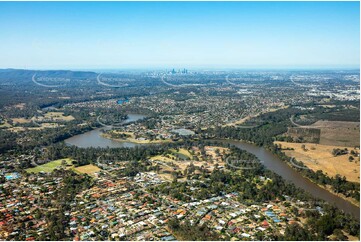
[333,229,347,241]
[61,160,67,166]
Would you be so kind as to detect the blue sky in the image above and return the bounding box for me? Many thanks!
[0,1,359,69]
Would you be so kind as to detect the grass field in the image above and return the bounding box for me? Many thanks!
[5,111,74,132]
[11,118,32,124]
[151,148,196,163]
[150,155,175,162]
[40,123,62,128]
[73,164,101,176]
[26,158,74,173]
[150,146,228,181]
[205,146,229,161]
[27,158,101,177]
[275,141,360,183]
[43,112,75,121]
[0,120,12,128]
[170,148,193,159]
[8,123,61,132]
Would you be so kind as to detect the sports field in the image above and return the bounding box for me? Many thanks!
[73,164,101,176]
[26,158,74,173]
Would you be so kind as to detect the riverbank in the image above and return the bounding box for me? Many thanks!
[64,113,147,148]
[218,138,360,208]
[215,139,360,220]
[241,138,360,208]
[279,150,360,207]
[291,167,360,207]
[274,142,360,207]
[284,156,360,207]
[101,132,172,144]
[323,184,360,207]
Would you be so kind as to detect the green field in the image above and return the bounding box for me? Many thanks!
[170,148,192,160]
[26,158,74,173]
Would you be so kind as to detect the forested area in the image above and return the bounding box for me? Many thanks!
[0,123,96,153]
[202,107,302,147]
[297,107,360,124]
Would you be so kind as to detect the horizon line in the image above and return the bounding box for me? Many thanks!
[1,66,360,72]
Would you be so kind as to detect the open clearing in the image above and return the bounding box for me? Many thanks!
[13,103,26,109]
[73,164,101,176]
[26,158,74,173]
[4,112,73,132]
[40,123,62,128]
[275,141,360,183]
[149,146,229,181]
[170,148,193,159]
[27,158,100,177]
[310,121,359,147]
[7,123,62,132]
[11,118,32,124]
[43,112,75,121]
[0,120,12,128]
[149,155,174,162]
[103,131,171,144]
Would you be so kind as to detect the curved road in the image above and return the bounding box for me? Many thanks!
[97,73,129,88]
[290,115,324,129]
[32,74,62,88]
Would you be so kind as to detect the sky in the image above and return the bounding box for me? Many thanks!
[0,1,359,70]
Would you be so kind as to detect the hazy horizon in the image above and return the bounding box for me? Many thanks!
[1,66,360,72]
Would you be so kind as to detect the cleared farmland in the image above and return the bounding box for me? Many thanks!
[275,141,360,183]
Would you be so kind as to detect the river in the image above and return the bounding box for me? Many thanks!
[64,115,359,220]
[218,140,359,220]
[65,114,146,148]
